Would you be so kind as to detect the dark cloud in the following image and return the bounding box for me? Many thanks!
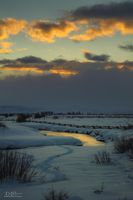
[70,1,133,20]
[84,52,110,62]
[32,21,65,32]
[0,56,78,69]
[0,56,47,66]
[0,59,16,65]
[16,56,47,64]
[119,44,133,52]
[51,58,80,68]
[68,2,133,42]
[0,56,133,80]
[27,20,76,43]
[52,59,69,64]
[0,56,80,78]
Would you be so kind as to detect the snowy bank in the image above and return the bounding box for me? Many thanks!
[0,122,82,149]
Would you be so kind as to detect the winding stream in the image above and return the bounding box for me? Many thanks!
[40,131,103,146]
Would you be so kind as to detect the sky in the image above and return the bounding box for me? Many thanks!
[0,0,133,112]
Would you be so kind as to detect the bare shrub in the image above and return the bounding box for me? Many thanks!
[94,151,111,165]
[117,197,128,200]
[128,147,133,160]
[0,150,37,183]
[0,122,6,128]
[43,188,69,200]
[114,137,133,154]
[16,114,28,123]
[94,182,104,194]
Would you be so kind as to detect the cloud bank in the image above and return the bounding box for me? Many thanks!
[0,56,79,79]
[0,55,133,79]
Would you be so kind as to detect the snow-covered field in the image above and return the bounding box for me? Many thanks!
[22,117,133,142]
[43,116,133,127]
[0,122,82,149]
[0,117,133,200]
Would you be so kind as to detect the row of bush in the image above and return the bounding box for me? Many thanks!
[0,122,6,128]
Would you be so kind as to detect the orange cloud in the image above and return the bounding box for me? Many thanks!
[0,18,27,40]
[49,68,79,77]
[104,62,133,71]
[0,41,13,54]
[0,17,132,45]
[0,41,12,48]
[0,48,13,54]
[0,66,44,74]
[71,19,133,41]
[27,20,77,43]
[16,48,28,52]
[0,64,79,79]
[0,66,44,79]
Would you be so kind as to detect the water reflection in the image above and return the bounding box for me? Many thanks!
[41,131,104,146]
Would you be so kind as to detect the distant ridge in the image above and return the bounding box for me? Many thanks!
[0,105,133,115]
[0,105,43,113]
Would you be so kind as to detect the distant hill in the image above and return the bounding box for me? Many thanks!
[0,105,43,113]
[0,105,132,115]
